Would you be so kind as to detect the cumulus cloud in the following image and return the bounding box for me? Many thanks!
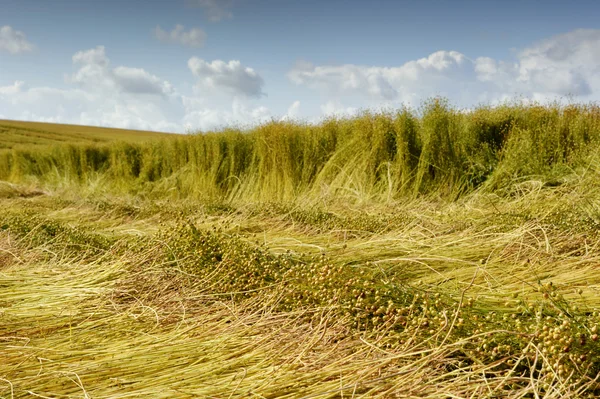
[471,31,600,100]
[188,0,233,22]
[0,82,182,132]
[0,25,34,54]
[182,97,271,131]
[68,46,174,97]
[320,101,359,118]
[289,61,394,100]
[291,30,600,110]
[515,29,600,96]
[112,67,175,96]
[72,46,109,67]
[154,24,207,48]
[181,97,309,131]
[518,29,600,70]
[0,81,26,95]
[188,58,265,97]
[289,51,471,102]
[0,46,182,132]
[0,46,273,133]
[5,29,600,133]
[280,100,300,121]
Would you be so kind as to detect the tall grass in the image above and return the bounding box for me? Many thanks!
[3,105,600,396]
[2,100,600,201]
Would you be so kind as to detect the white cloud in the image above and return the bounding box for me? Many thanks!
[515,29,600,96]
[0,83,181,132]
[320,101,358,118]
[112,67,175,96]
[188,58,265,97]
[0,46,183,132]
[518,29,600,71]
[0,26,34,54]
[68,46,174,97]
[290,30,600,111]
[72,46,109,66]
[0,81,25,95]
[474,57,502,82]
[280,100,301,121]
[289,51,475,103]
[470,31,600,100]
[5,29,600,134]
[154,24,207,48]
[182,97,271,131]
[78,103,183,132]
[189,0,233,22]
[0,47,274,133]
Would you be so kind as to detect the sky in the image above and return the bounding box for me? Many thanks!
[1,0,600,133]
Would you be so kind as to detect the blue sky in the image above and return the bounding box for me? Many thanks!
[1,0,600,132]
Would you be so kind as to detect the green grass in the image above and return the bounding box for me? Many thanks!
[2,100,600,397]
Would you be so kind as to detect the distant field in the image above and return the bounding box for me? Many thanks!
[0,119,173,151]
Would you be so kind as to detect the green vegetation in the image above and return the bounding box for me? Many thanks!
[1,100,600,397]
[2,99,600,202]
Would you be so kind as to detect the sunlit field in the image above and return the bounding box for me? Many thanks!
[0,119,171,153]
[2,100,600,398]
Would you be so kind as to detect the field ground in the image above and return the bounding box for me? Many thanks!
[2,103,600,397]
[1,174,600,398]
[0,120,172,152]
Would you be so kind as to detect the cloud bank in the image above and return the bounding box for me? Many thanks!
[2,29,600,133]
[0,46,278,132]
[289,29,600,107]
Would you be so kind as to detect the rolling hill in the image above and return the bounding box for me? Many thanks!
[0,119,174,151]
